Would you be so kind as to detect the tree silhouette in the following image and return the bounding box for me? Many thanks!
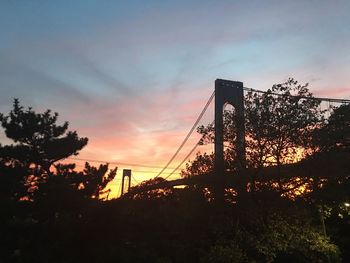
[0,99,88,199]
[78,162,117,199]
[306,104,350,209]
[313,103,350,152]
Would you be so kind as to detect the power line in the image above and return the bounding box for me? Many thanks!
[65,157,177,169]
[243,87,350,104]
[58,162,179,175]
[155,91,215,178]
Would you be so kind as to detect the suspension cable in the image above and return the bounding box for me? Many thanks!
[163,140,200,180]
[131,174,140,185]
[154,91,215,178]
[163,120,215,180]
[243,87,350,104]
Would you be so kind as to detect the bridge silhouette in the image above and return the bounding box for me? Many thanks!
[66,79,350,200]
[118,79,350,201]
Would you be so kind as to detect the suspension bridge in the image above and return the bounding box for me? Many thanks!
[66,79,350,200]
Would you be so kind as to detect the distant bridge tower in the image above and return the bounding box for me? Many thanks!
[214,79,246,202]
[121,169,132,195]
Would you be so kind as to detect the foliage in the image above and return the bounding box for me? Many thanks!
[241,212,340,263]
[0,161,28,202]
[201,242,251,263]
[78,162,117,199]
[0,99,88,172]
[35,162,117,204]
[244,79,323,167]
[128,177,174,200]
[312,103,350,152]
[182,152,214,178]
[0,99,88,199]
[302,104,350,223]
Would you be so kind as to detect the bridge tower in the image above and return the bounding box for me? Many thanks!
[121,169,132,195]
[214,79,246,202]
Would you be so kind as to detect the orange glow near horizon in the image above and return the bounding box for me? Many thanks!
[60,129,214,199]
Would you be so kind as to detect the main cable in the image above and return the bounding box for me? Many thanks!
[163,140,200,180]
[163,120,215,180]
[131,174,140,185]
[243,87,350,104]
[154,91,215,178]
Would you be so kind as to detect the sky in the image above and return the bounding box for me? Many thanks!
[1,0,350,197]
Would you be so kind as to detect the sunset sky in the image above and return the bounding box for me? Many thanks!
[1,1,349,197]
